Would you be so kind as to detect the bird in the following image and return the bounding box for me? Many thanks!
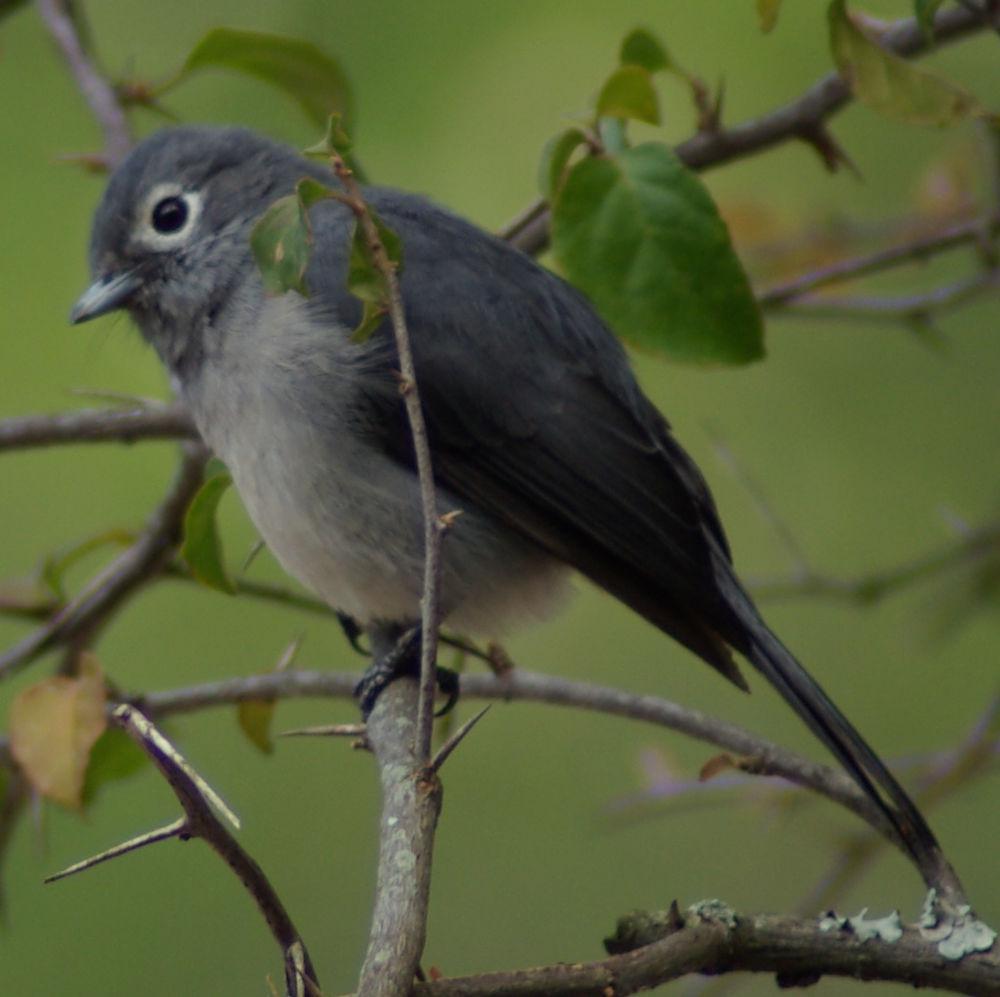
[72,125,945,880]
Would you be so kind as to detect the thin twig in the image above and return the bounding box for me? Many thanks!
[775,270,1000,322]
[757,213,1000,308]
[0,443,207,679]
[35,0,132,167]
[328,155,444,766]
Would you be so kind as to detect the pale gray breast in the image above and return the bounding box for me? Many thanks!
[182,294,570,633]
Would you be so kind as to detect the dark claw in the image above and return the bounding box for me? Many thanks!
[433,666,460,717]
[336,612,368,656]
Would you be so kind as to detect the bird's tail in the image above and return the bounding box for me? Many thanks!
[742,616,944,878]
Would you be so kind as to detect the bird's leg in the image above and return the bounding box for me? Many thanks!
[355,622,459,719]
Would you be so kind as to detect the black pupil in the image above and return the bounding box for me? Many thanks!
[151,196,189,234]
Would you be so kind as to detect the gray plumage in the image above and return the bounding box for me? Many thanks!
[73,125,944,875]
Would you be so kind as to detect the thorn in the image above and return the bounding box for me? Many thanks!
[799,123,862,177]
[45,817,185,883]
[241,538,266,572]
[429,705,492,774]
[274,634,304,672]
[279,723,367,738]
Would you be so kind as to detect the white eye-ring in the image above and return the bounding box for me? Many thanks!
[137,183,203,249]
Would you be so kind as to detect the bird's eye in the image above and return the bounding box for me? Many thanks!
[151,195,189,234]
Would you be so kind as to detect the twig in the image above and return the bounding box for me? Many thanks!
[0,402,195,451]
[35,0,132,167]
[0,443,207,679]
[356,670,442,997]
[750,520,1000,604]
[757,213,1000,309]
[328,155,444,766]
[406,905,999,996]
[775,270,1000,323]
[504,4,993,255]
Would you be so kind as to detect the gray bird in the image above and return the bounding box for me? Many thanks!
[72,125,944,878]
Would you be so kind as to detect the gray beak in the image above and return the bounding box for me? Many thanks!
[70,269,141,324]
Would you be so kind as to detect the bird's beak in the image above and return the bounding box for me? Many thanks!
[70,269,141,324]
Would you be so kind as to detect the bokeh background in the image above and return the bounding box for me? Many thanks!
[2,1,998,994]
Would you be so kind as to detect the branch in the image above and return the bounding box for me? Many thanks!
[757,213,1000,309]
[60,705,319,996]
[750,520,1000,604]
[138,667,916,861]
[504,4,994,255]
[407,903,999,996]
[0,402,195,452]
[0,443,207,679]
[35,0,132,167]
[356,668,442,997]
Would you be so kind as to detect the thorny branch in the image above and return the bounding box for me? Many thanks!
[45,705,319,996]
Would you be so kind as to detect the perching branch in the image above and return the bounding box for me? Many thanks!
[35,0,132,167]
[136,666,924,865]
[355,641,442,997]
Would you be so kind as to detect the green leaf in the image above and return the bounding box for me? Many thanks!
[251,193,312,296]
[40,528,133,601]
[236,700,275,754]
[303,113,354,159]
[828,0,990,127]
[83,728,148,804]
[181,470,235,594]
[345,209,403,341]
[538,127,590,198]
[551,143,764,365]
[596,65,660,125]
[914,0,945,39]
[619,28,670,73]
[757,0,782,33]
[174,28,352,128]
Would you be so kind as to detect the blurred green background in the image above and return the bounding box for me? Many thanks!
[1,1,998,994]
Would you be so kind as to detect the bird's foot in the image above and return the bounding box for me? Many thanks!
[354,625,459,718]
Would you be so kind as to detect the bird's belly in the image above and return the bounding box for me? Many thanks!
[193,385,569,633]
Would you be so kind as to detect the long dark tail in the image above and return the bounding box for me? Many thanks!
[743,617,944,877]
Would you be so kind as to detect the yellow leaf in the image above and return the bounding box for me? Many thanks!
[9,653,107,808]
[236,699,275,754]
[828,0,991,127]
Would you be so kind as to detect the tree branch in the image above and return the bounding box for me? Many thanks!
[407,904,999,996]
[0,402,196,452]
[356,662,442,996]
[35,0,132,167]
[137,666,921,862]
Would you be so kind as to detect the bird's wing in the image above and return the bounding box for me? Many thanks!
[305,190,747,686]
